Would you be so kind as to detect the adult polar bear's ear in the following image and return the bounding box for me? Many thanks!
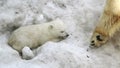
[48,25,54,29]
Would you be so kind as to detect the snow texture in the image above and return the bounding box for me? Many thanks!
[0,0,120,68]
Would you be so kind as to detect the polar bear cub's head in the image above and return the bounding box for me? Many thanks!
[48,19,69,40]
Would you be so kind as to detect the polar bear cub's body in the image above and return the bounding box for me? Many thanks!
[8,19,69,53]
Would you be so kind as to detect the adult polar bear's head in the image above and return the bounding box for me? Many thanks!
[48,19,69,40]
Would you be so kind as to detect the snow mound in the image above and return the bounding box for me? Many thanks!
[22,46,34,60]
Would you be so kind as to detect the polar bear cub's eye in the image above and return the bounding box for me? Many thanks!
[60,31,64,33]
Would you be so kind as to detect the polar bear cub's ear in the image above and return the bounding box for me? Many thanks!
[48,25,54,29]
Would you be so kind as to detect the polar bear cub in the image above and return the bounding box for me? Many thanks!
[8,19,69,59]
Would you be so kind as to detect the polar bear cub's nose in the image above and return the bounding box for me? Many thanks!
[66,34,69,37]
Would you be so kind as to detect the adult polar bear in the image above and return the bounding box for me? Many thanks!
[90,0,120,47]
[8,19,69,59]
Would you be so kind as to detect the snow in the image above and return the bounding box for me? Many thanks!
[0,0,120,68]
[22,46,34,60]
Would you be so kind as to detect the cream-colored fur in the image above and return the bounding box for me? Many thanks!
[90,0,120,47]
[8,19,69,53]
